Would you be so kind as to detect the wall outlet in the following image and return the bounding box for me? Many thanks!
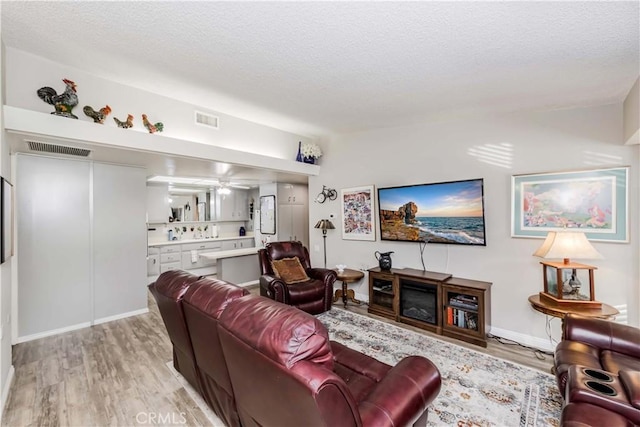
[314,244,320,252]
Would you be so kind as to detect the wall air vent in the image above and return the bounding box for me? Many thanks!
[195,111,220,129]
[26,141,91,157]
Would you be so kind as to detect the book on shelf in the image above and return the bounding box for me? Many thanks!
[446,307,479,330]
[448,296,478,310]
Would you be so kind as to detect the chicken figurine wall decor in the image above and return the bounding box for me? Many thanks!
[113,114,134,129]
[142,114,164,134]
[37,78,79,119]
[83,105,112,124]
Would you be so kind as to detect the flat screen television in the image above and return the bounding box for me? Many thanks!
[377,178,486,246]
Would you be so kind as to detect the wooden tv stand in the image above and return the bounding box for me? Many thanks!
[368,267,492,347]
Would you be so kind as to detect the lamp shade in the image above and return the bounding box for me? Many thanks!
[314,219,335,230]
[533,231,602,263]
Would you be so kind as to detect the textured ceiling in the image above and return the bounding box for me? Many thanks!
[1,1,639,137]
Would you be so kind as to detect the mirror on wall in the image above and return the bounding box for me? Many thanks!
[170,191,210,222]
[260,195,276,234]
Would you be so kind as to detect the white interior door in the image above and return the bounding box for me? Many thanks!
[93,163,147,321]
[17,155,92,338]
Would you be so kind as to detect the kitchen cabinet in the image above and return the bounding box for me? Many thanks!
[221,238,255,251]
[215,189,249,221]
[149,240,223,280]
[277,183,307,205]
[181,241,221,270]
[278,204,307,246]
[276,184,308,247]
[147,247,160,276]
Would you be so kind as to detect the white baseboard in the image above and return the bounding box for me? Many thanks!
[238,280,259,288]
[16,308,149,343]
[489,326,555,353]
[16,321,93,343]
[0,365,15,421]
[93,308,149,325]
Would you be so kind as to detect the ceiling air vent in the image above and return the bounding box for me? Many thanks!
[27,141,91,157]
[195,111,220,130]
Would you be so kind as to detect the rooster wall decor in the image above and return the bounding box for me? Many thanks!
[37,78,79,119]
[83,105,112,124]
[142,114,164,134]
[113,114,134,129]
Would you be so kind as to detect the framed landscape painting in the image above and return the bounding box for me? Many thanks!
[341,185,376,241]
[511,167,628,242]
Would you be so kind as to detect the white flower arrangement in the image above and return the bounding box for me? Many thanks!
[301,142,322,159]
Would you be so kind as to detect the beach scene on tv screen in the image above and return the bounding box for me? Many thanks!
[378,179,486,245]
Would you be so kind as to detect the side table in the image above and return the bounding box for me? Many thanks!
[528,294,619,320]
[333,268,365,309]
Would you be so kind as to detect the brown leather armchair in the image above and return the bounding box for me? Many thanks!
[258,241,337,314]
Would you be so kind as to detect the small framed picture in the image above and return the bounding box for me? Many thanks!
[341,185,376,241]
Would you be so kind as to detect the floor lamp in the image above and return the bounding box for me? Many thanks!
[314,219,335,268]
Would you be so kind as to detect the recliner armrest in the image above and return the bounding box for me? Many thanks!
[358,356,441,427]
[620,370,640,410]
[307,268,337,286]
[563,314,640,359]
[259,274,288,301]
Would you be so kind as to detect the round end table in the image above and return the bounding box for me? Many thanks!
[333,268,365,309]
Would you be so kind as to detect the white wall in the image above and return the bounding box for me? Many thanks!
[624,76,639,145]
[310,103,639,347]
[0,36,15,416]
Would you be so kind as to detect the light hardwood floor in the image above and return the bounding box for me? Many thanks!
[1,286,554,426]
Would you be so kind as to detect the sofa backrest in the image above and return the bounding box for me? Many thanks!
[182,277,249,427]
[218,294,360,427]
[148,270,203,392]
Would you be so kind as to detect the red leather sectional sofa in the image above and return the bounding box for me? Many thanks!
[149,270,442,427]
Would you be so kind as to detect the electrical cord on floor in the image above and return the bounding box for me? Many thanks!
[487,333,554,361]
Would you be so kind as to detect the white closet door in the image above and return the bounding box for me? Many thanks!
[17,155,92,338]
[92,163,147,321]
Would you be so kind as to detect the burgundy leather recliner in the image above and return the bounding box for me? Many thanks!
[258,241,337,314]
[148,270,203,393]
[182,278,249,427]
[218,294,442,427]
[555,314,640,426]
[555,314,640,394]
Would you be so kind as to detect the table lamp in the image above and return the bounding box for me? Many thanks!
[533,231,603,307]
[314,219,335,268]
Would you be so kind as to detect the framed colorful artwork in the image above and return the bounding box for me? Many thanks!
[341,185,376,241]
[511,167,628,242]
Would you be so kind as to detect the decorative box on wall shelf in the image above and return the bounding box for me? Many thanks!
[368,267,492,347]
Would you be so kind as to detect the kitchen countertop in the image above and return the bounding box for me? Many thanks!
[149,235,254,247]
[199,247,260,260]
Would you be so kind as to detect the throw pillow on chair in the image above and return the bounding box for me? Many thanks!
[271,257,310,284]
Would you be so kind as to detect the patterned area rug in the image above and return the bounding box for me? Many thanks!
[317,309,563,427]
